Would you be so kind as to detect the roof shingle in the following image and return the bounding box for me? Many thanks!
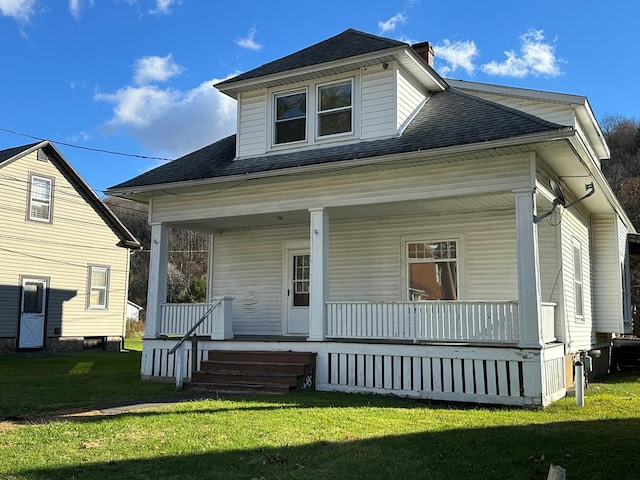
[216,29,406,87]
[109,87,563,191]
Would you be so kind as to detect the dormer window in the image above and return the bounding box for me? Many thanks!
[317,79,353,137]
[267,76,356,152]
[274,90,307,144]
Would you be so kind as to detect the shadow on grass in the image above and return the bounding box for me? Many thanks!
[10,417,639,480]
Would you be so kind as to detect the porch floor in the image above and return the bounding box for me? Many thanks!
[179,334,538,348]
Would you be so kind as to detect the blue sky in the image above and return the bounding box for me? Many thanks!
[1,0,639,195]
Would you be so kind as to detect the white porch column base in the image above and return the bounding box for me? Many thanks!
[145,223,168,339]
[514,188,543,348]
[308,207,329,341]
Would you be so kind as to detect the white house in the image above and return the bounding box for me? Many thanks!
[107,29,634,407]
[0,141,140,352]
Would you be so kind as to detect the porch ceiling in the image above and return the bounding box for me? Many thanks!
[169,192,516,232]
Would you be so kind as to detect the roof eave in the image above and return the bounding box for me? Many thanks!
[216,45,446,99]
[107,128,574,199]
[40,142,142,249]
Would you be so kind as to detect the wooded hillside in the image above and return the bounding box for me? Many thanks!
[103,197,208,318]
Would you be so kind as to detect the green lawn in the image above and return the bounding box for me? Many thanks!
[1,350,639,479]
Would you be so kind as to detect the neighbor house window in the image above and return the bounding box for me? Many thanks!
[28,174,53,222]
[573,240,584,318]
[88,266,109,309]
[406,240,458,301]
[317,79,352,137]
[274,90,307,144]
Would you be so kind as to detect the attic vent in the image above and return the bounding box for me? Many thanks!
[37,149,50,162]
[411,41,434,67]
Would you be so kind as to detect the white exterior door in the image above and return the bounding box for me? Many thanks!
[18,278,47,349]
[286,249,310,335]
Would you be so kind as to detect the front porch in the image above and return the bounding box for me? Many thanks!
[142,299,564,407]
[140,184,567,407]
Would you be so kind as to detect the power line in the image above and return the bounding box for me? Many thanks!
[0,127,173,162]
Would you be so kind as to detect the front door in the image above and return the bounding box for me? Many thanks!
[286,250,310,335]
[18,278,47,349]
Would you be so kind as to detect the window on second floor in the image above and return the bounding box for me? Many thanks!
[317,79,353,137]
[28,174,53,223]
[88,265,110,309]
[274,90,307,145]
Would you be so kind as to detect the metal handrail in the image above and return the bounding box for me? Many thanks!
[168,301,220,355]
[168,300,220,389]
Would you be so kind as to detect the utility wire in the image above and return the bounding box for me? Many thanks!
[0,127,173,162]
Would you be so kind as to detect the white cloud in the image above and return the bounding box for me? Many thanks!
[481,29,562,78]
[0,0,36,22]
[434,39,479,76]
[95,78,237,157]
[235,27,262,51]
[133,54,184,85]
[68,0,93,19]
[378,12,407,33]
[149,0,176,15]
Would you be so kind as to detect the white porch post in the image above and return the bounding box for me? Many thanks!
[145,223,169,338]
[514,188,543,348]
[308,207,329,341]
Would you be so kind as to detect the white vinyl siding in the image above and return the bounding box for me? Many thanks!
[0,150,130,339]
[619,216,632,332]
[559,207,593,352]
[211,210,519,335]
[236,90,267,158]
[151,153,532,224]
[592,215,624,333]
[360,65,396,139]
[454,91,575,127]
[397,66,427,131]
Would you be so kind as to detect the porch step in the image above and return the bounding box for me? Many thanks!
[186,350,316,394]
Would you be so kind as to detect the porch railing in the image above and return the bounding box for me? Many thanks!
[326,301,520,343]
[159,297,234,339]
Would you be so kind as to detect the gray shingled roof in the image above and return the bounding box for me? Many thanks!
[109,87,563,191]
[0,143,39,165]
[216,29,406,86]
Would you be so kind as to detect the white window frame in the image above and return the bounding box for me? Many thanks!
[87,265,110,310]
[273,88,308,146]
[28,174,53,223]
[316,78,354,139]
[405,239,459,301]
[572,239,584,320]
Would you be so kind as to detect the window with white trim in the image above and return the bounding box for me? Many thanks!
[28,174,53,222]
[274,90,307,144]
[317,79,353,137]
[573,240,584,318]
[406,240,458,301]
[88,265,109,309]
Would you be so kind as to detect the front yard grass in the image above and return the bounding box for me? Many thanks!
[1,350,639,479]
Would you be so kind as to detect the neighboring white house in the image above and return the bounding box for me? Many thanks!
[107,29,634,407]
[0,141,140,352]
[127,300,144,322]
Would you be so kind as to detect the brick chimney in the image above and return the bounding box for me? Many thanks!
[412,41,434,68]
